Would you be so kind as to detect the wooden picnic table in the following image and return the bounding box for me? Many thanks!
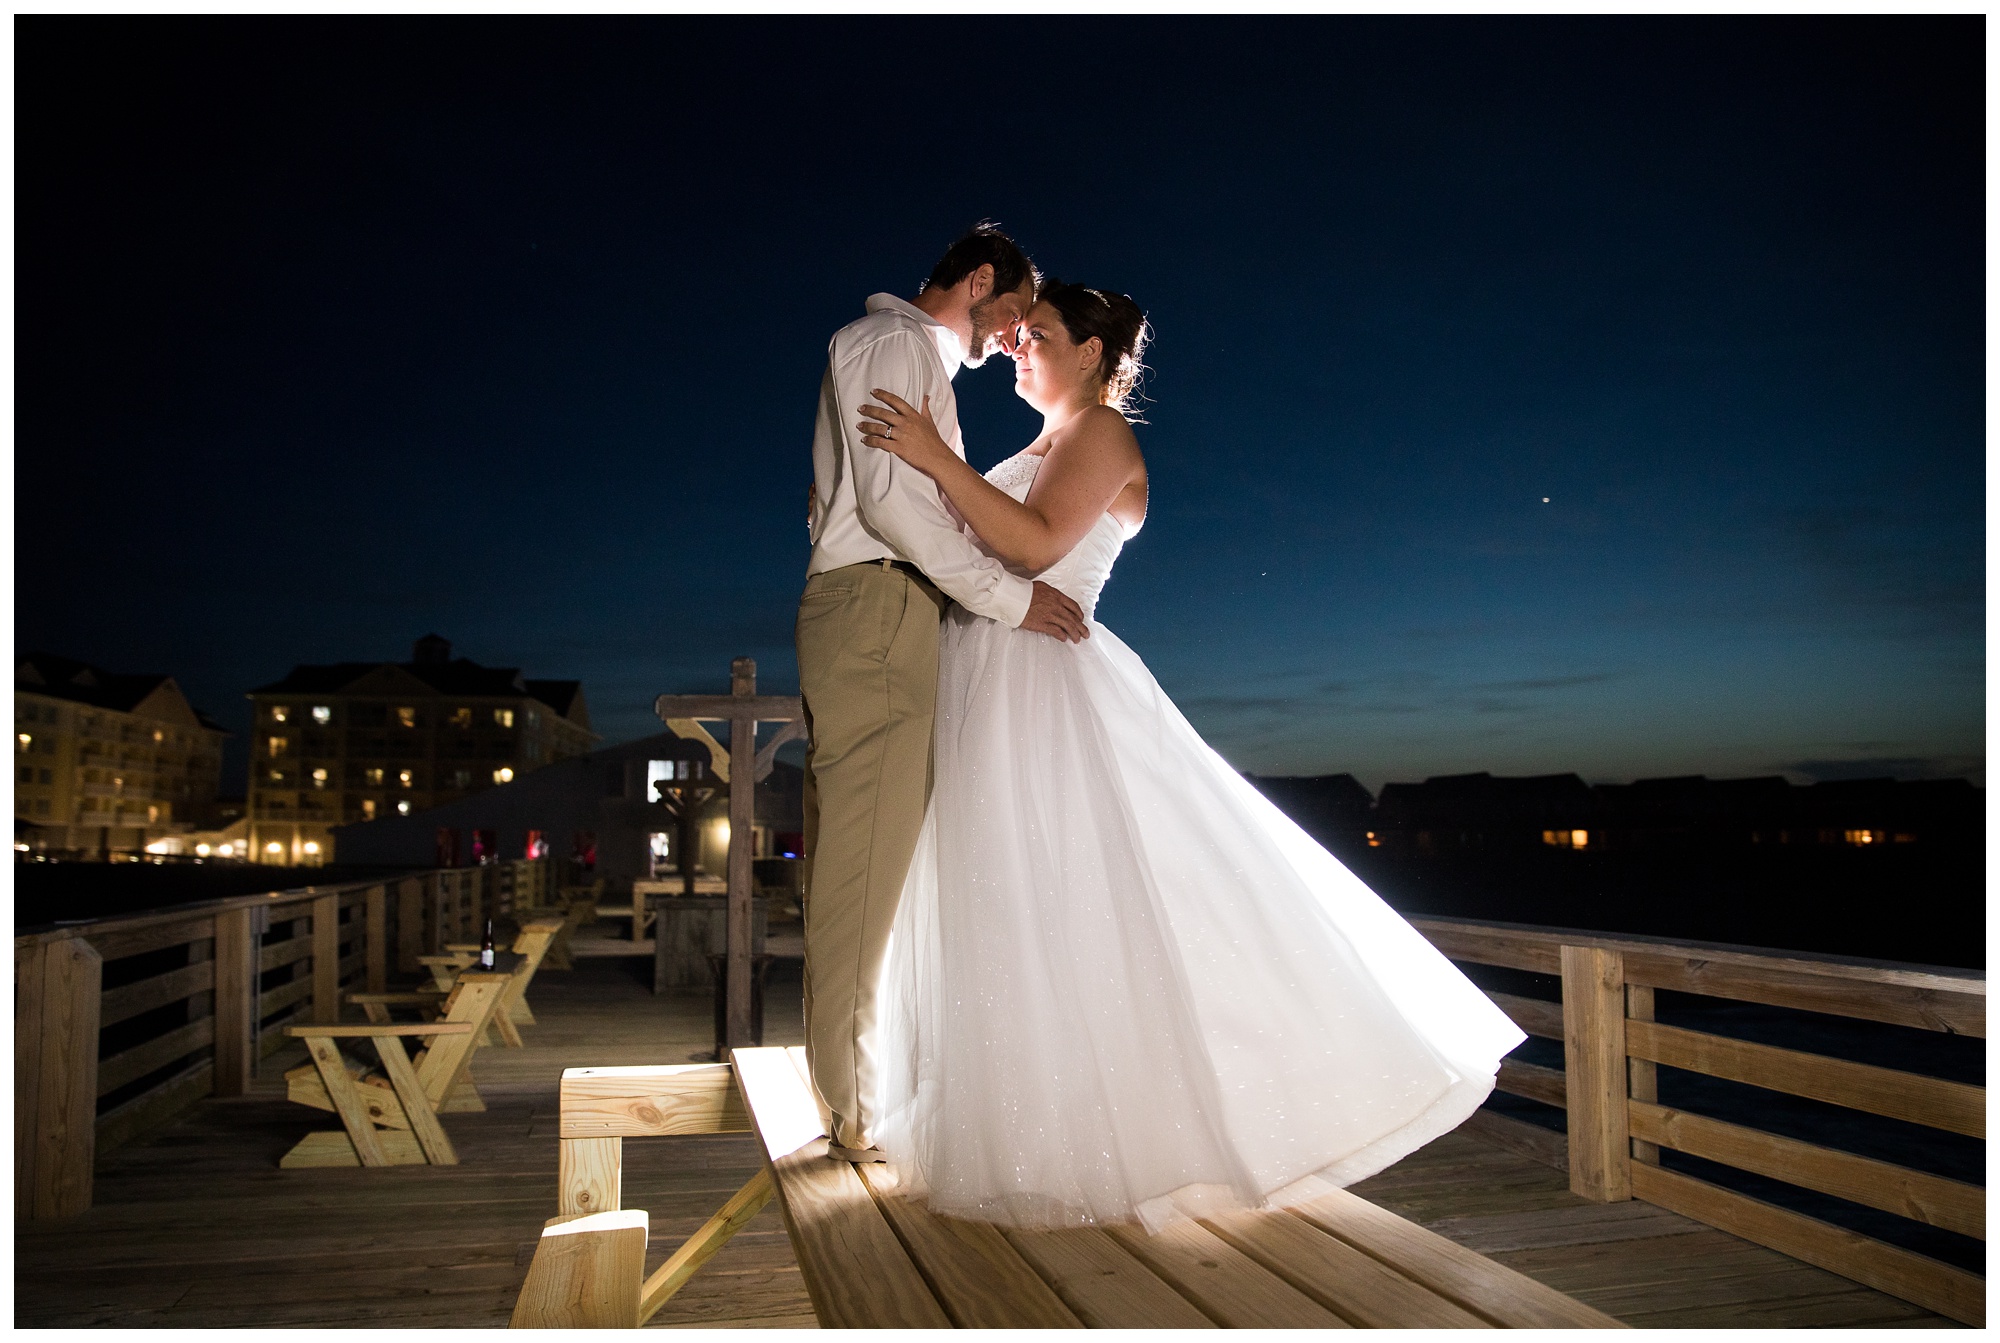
[511,1047,1623,1328]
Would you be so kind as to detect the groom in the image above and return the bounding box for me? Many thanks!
[796,223,1088,1162]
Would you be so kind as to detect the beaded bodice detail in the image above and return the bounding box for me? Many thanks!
[979,450,1127,619]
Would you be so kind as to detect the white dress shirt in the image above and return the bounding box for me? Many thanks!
[805,294,1032,629]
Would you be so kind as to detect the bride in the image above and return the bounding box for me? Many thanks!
[854,282,1524,1233]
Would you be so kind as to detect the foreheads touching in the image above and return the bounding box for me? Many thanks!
[1012,282,1150,420]
[917,221,1041,367]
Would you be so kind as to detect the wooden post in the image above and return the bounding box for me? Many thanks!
[365,885,388,994]
[726,658,758,1049]
[1560,944,1630,1202]
[1626,983,1659,1166]
[31,936,102,1218]
[212,907,254,1098]
[397,876,422,973]
[15,941,48,1218]
[311,892,340,1024]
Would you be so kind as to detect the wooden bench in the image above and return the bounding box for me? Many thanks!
[280,971,513,1167]
[510,1047,1625,1328]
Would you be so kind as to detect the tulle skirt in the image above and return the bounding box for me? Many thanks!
[874,607,1526,1233]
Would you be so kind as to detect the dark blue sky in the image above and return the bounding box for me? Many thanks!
[18,17,1983,791]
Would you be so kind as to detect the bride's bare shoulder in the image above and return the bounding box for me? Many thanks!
[1061,404,1144,463]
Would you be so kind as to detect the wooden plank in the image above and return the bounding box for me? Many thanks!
[1412,916,1984,996]
[1461,1109,1569,1172]
[1497,1059,1567,1108]
[101,961,215,1029]
[725,666,757,1048]
[651,692,803,720]
[371,1035,456,1165]
[277,1127,427,1168]
[1625,1018,1984,1138]
[638,1169,777,1323]
[510,1209,649,1328]
[1106,1218,1350,1326]
[1201,1205,1491,1327]
[211,908,252,1098]
[1288,1187,1626,1327]
[96,1061,215,1157]
[559,1137,623,1216]
[856,1165,1082,1327]
[259,934,315,974]
[86,918,213,965]
[35,938,101,1218]
[98,1015,214,1099]
[730,1045,949,1328]
[1001,1225,1217,1328]
[281,1023,473,1038]
[1626,984,1660,1165]
[1561,945,1630,1202]
[1489,990,1564,1039]
[396,877,423,974]
[1624,951,1985,1038]
[1627,1099,1983,1240]
[365,886,388,993]
[259,976,315,1017]
[15,941,48,1219]
[1421,922,1562,974]
[1629,1160,1983,1325]
[303,1035,389,1167]
[559,1063,752,1137]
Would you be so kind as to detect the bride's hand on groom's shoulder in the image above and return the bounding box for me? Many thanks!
[858,390,953,477]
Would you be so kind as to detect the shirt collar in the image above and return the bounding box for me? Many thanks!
[865,293,966,377]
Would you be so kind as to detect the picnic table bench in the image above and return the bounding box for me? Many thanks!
[512,1046,1623,1328]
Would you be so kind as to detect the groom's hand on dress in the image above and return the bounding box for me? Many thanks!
[1021,582,1090,643]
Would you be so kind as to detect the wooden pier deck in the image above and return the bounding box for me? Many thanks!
[13,951,1962,1328]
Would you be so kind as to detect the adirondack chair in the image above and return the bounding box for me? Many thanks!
[279,971,513,1167]
[511,1049,1627,1329]
[393,917,564,1049]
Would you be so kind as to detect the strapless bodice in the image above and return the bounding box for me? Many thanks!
[981,450,1128,619]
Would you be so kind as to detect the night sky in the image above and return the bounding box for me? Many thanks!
[17,17,1984,794]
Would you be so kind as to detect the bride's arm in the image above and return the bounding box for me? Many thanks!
[859,392,1139,573]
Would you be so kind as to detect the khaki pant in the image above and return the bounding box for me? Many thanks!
[795,561,947,1150]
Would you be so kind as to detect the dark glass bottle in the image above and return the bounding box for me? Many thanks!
[478,919,496,970]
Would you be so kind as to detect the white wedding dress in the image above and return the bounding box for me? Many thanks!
[875,449,1525,1233]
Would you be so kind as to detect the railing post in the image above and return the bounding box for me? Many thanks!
[1625,983,1659,1166]
[27,936,102,1218]
[212,907,254,1097]
[397,877,422,973]
[15,941,49,1218]
[365,885,388,994]
[1560,944,1630,1202]
[311,892,340,1023]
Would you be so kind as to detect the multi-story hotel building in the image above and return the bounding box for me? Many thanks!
[14,653,231,858]
[247,635,597,865]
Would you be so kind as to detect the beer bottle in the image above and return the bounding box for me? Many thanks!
[478,919,496,970]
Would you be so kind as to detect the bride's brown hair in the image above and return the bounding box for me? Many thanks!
[1038,281,1150,422]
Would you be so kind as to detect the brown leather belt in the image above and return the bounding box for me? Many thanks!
[874,558,924,578]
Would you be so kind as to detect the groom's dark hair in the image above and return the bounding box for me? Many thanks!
[921,221,1040,300]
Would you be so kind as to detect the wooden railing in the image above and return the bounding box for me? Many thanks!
[14,858,551,1220]
[1412,916,1985,1326]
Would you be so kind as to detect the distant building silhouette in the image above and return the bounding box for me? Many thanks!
[1245,774,1376,849]
[329,730,804,892]
[14,652,230,860]
[246,635,598,867]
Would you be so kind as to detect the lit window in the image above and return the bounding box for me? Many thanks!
[1571,830,1589,849]
[147,805,159,823]
[396,800,411,816]
[311,768,329,790]
[1844,829,1882,846]
[526,708,539,727]
[152,729,164,742]
[268,768,284,783]
[270,706,289,723]
[302,841,320,856]
[1541,829,1590,849]
[268,736,288,758]
[494,708,514,728]
[16,733,29,752]
[365,767,384,786]
[112,777,124,792]
[195,843,212,857]
[311,705,332,725]
[265,841,284,854]
[493,766,514,784]
[396,707,417,728]
[398,769,414,788]
[450,707,472,728]
[362,799,377,819]
[1366,830,1381,848]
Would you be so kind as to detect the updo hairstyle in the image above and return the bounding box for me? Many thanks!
[1038,280,1150,421]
